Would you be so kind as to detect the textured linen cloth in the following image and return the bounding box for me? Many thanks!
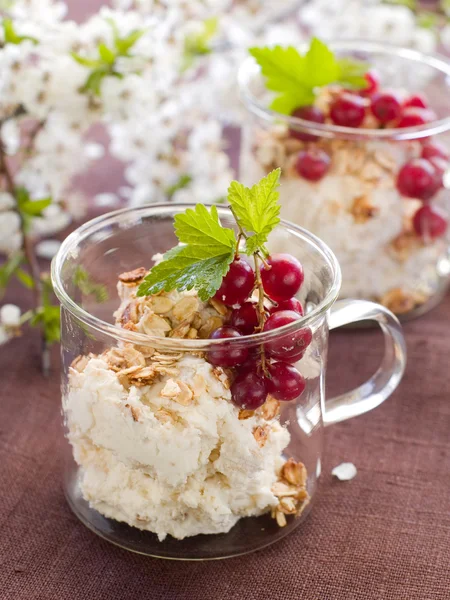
[1,2,449,598]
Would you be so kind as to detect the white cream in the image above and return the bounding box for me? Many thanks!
[65,355,290,541]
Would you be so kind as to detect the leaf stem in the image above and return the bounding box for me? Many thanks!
[253,253,268,375]
[0,136,49,375]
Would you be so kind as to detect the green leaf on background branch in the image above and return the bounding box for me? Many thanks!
[0,252,23,296]
[73,266,109,303]
[15,186,52,232]
[165,173,192,199]
[29,276,60,344]
[182,17,218,71]
[2,18,38,45]
[381,0,417,9]
[15,268,34,289]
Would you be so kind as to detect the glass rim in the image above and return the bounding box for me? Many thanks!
[51,204,342,349]
[238,39,450,141]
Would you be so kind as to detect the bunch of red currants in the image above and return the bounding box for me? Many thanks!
[207,253,311,410]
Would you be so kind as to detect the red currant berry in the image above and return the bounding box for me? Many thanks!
[403,93,428,109]
[370,92,402,124]
[263,310,312,362]
[421,141,449,162]
[261,254,304,302]
[361,70,379,96]
[231,368,268,409]
[330,93,366,128]
[269,297,304,316]
[207,327,249,367]
[413,205,448,238]
[266,362,306,401]
[289,105,325,141]
[230,302,260,335]
[428,156,447,179]
[397,108,436,128]
[214,258,254,306]
[295,149,331,182]
[396,158,441,200]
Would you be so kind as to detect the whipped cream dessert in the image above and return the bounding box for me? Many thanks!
[64,267,310,541]
[242,126,448,315]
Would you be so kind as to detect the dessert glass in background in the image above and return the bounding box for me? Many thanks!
[52,205,406,560]
[239,41,450,320]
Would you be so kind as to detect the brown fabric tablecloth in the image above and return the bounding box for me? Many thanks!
[1,293,450,600]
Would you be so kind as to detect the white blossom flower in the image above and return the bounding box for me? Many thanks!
[0,304,21,327]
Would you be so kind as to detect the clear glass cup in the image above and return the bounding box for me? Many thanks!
[51,204,406,560]
[239,40,450,320]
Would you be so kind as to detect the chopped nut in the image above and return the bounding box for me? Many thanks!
[279,497,297,515]
[209,447,221,462]
[390,232,420,262]
[172,296,199,322]
[379,288,416,315]
[209,298,228,316]
[118,267,147,283]
[128,365,159,386]
[125,403,141,422]
[253,425,269,448]
[119,301,138,326]
[122,321,138,332]
[199,316,224,339]
[281,459,307,487]
[192,312,203,329]
[174,380,194,406]
[271,481,300,498]
[134,345,155,359]
[283,138,304,154]
[169,321,191,338]
[350,195,378,224]
[160,378,181,398]
[153,351,183,364]
[149,296,174,314]
[259,395,280,420]
[70,354,89,373]
[275,510,287,527]
[239,409,255,420]
[154,408,175,424]
[187,327,198,339]
[191,373,207,397]
[140,312,171,336]
[105,345,146,371]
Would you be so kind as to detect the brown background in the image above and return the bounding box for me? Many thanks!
[1,2,450,599]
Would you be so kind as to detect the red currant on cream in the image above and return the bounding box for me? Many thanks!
[396,159,441,200]
[214,258,254,306]
[403,94,428,109]
[295,149,331,182]
[370,92,402,124]
[230,302,260,335]
[261,254,304,302]
[263,310,312,362]
[396,108,433,128]
[330,93,366,128]
[421,141,449,162]
[207,327,249,367]
[413,205,448,238]
[269,297,304,316]
[266,361,306,401]
[231,368,268,409]
[290,106,325,141]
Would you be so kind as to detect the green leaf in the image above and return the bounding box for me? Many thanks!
[382,0,416,8]
[30,305,60,344]
[228,169,281,255]
[137,204,237,301]
[73,266,109,303]
[80,69,107,96]
[0,253,23,293]
[115,29,145,56]
[2,18,38,45]
[71,52,102,68]
[16,268,34,289]
[20,197,51,217]
[417,11,439,29]
[98,42,116,64]
[182,17,218,70]
[165,174,192,199]
[174,204,236,249]
[250,39,369,113]
[137,243,235,302]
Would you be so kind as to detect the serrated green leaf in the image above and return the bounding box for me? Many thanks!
[98,42,116,64]
[0,252,23,293]
[228,169,281,254]
[137,244,235,302]
[16,268,34,289]
[71,51,102,68]
[251,40,369,113]
[174,204,236,250]
[116,29,145,55]
[20,197,51,217]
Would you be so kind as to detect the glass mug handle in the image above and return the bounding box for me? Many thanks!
[324,299,407,426]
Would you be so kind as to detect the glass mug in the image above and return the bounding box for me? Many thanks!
[239,40,450,321]
[51,205,406,560]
